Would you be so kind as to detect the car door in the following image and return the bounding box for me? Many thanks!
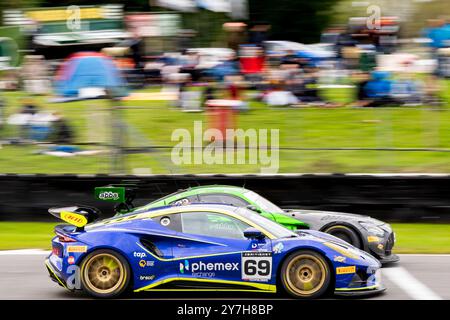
[172,211,274,288]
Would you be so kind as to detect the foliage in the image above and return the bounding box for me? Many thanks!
[249,0,341,43]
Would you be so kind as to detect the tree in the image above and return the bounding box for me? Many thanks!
[249,0,341,43]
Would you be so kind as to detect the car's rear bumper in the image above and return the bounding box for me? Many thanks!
[334,285,386,297]
[45,259,68,290]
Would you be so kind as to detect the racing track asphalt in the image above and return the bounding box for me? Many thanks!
[0,253,448,300]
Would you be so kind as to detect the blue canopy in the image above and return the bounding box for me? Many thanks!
[55,52,128,98]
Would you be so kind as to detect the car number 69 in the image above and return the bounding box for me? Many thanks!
[241,252,272,281]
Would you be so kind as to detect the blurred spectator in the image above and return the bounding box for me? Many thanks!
[20,99,39,116]
[295,67,327,105]
[21,55,50,94]
[177,29,196,52]
[7,100,42,142]
[203,81,216,108]
[50,112,74,145]
[359,71,401,107]
[390,66,423,106]
[129,33,145,71]
[223,22,247,52]
[353,71,372,107]
[262,81,298,106]
[424,19,447,51]
[423,19,450,77]
[249,24,270,47]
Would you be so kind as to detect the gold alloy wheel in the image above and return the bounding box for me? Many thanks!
[283,254,327,296]
[83,253,126,295]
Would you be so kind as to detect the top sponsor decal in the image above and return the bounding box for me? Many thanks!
[336,266,356,275]
[67,246,87,253]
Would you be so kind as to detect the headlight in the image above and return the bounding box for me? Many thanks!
[360,222,385,236]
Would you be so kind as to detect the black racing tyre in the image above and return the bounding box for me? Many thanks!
[280,250,331,299]
[323,225,361,248]
[80,249,131,298]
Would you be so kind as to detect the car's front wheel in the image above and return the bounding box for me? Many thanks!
[80,249,130,298]
[323,225,361,248]
[280,250,331,299]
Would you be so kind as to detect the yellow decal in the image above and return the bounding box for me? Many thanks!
[323,242,359,260]
[60,211,88,227]
[135,277,276,293]
[367,236,380,243]
[377,244,384,250]
[336,266,356,275]
[67,246,87,253]
[25,8,102,22]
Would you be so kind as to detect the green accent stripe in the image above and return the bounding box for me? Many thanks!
[335,285,380,291]
[45,259,68,290]
[143,289,277,293]
[135,277,277,293]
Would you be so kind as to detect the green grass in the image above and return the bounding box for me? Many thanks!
[0,81,450,173]
[0,222,449,253]
[390,223,450,254]
[0,222,58,250]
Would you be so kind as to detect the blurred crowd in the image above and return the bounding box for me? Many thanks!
[0,14,450,149]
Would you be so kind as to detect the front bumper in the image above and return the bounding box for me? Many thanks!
[365,227,399,264]
[334,285,386,297]
[379,253,400,264]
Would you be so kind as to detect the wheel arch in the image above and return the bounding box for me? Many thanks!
[78,246,134,291]
[275,246,336,290]
[319,221,365,250]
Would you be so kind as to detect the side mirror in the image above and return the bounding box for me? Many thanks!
[247,205,262,214]
[244,227,265,240]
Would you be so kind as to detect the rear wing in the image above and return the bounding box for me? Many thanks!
[49,206,100,230]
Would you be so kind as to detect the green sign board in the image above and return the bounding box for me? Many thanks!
[95,186,126,202]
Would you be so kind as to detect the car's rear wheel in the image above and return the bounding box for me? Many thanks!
[80,249,130,298]
[323,225,361,248]
[280,250,331,299]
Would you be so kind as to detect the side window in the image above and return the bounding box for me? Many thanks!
[152,214,182,232]
[199,193,249,207]
[180,212,251,240]
[169,195,200,206]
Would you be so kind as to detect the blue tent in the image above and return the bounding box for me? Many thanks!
[55,52,127,98]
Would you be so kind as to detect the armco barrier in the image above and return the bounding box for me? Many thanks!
[0,174,449,222]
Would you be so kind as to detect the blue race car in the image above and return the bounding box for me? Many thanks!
[45,204,385,299]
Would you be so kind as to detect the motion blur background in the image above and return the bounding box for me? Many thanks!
[0,1,449,299]
[0,0,449,174]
